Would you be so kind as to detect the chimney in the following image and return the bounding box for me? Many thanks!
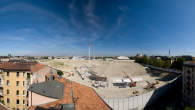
[49,69,54,80]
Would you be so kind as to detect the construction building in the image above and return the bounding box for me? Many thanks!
[183,61,195,107]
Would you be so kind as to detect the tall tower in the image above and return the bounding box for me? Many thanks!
[169,49,171,57]
[88,43,91,60]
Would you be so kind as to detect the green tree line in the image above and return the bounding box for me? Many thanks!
[135,55,186,70]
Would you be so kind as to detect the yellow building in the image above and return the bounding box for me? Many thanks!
[0,62,34,110]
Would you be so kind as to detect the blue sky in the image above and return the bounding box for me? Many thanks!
[0,0,194,56]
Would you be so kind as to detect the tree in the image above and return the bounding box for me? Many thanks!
[185,106,195,110]
[57,70,63,76]
[152,59,164,67]
[163,60,172,69]
[171,57,185,70]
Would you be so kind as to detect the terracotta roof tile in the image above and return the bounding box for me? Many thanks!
[0,62,36,71]
[30,63,46,73]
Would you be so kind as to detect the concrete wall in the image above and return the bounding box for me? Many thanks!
[28,92,58,106]
[102,76,181,110]
[32,66,57,83]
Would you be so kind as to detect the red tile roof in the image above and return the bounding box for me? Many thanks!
[30,63,46,73]
[0,104,9,110]
[28,78,111,110]
[0,62,46,72]
[0,62,36,71]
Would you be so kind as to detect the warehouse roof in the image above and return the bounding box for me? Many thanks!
[28,80,65,99]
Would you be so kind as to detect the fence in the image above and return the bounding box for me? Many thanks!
[102,76,181,110]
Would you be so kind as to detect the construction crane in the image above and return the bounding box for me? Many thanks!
[122,71,136,87]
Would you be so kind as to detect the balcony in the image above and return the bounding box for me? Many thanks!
[0,90,3,96]
[0,92,3,96]
[0,83,3,88]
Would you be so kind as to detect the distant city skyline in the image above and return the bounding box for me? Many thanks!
[0,0,194,56]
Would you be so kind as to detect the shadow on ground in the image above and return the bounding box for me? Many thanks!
[144,76,183,110]
[146,68,179,81]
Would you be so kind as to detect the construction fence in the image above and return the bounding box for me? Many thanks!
[102,76,181,110]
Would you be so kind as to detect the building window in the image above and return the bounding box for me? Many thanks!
[7,98,10,103]
[0,78,2,85]
[27,100,28,106]
[16,90,19,96]
[7,80,10,86]
[16,81,19,86]
[27,91,29,98]
[7,89,9,94]
[16,99,19,104]
[23,81,25,87]
[23,72,25,77]
[7,72,9,76]
[27,73,30,79]
[16,72,19,77]
[23,100,25,105]
[23,90,25,96]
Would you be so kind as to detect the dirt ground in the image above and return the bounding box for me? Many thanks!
[39,59,177,98]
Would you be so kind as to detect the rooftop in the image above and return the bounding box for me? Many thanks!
[31,63,46,73]
[184,61,195,66]
[0,104,9,110]
[28,80,65,99]
[0,62,36,71]
[29,78,111,110]
[0,62,46,72]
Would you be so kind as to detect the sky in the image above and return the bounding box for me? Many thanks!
[0,0,194,56]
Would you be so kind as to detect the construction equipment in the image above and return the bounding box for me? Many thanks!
[133,90,139,96]
[145,81,156,90]
[122,71,136,87]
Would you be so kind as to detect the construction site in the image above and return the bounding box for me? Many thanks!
[39,58,178,99]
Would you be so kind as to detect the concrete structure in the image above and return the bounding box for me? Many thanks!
[117,56,129,60]
[182,61,195,107]
[31,63,57,83]
[103,76,181,110]
[136,53,143,57]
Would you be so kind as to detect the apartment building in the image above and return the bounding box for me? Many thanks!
[0,62,34,110]
[0,61,53,110]
[183,61,195,107]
